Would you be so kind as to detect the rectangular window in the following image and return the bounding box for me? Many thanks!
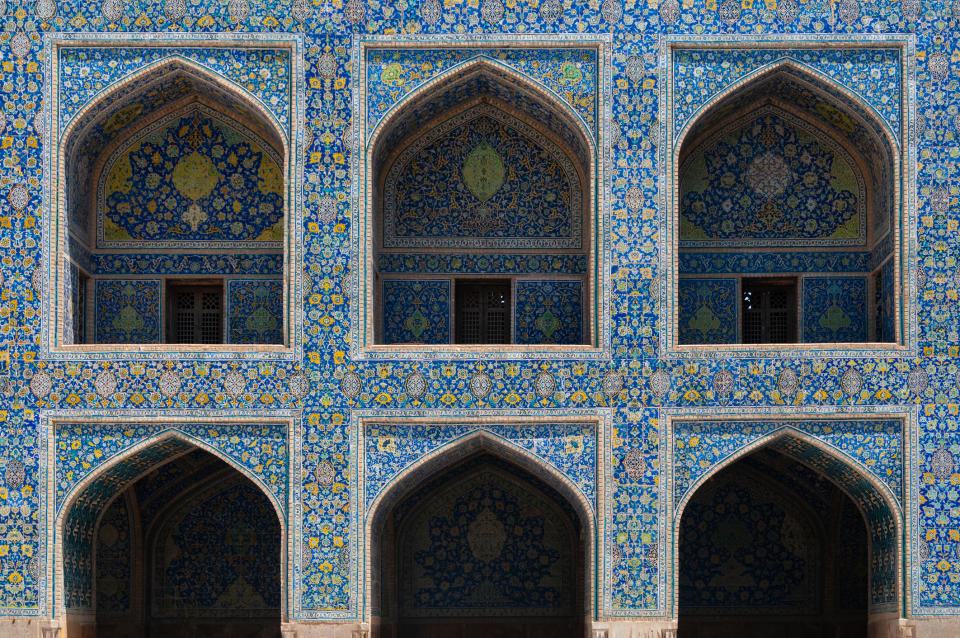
[455,280,511,344]
[741,278,797,344]
[166,282,224,344]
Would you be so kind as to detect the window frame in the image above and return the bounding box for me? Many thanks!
[164,280,226,345]
[354,40,612,361]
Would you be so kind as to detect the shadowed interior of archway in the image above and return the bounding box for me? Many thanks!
[678,447,868,638]
[373,452,586,638]
[63,445,282,638]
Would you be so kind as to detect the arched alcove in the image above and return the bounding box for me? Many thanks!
[368,59,595,348]
[673,429,903,637]
[364,430,595,638]
[373,453,584,638]
[57,436,285,638]
[58,59,288,348]
[675,63,901,346]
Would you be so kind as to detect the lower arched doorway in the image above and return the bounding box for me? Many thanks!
[678,446,868,638]
[60,440,283,638]
[373,452,586,638]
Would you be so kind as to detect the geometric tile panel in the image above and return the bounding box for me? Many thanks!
[381,279,451,345]
[515,280,583,345]
[678,278,737,344]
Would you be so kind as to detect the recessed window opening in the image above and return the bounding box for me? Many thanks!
[455,279,511,344]
[58,61,287,348]
[676,66,901,347]
[166,281,224,345]
[370,62,593,348]
[741,278,797,344]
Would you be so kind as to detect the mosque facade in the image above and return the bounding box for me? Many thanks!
[0,0,956,636]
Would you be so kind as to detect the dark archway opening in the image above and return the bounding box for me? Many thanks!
[678,448,868,638]
[64,444,282,638]
[374,453,585,638]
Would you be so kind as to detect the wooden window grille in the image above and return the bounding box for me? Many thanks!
[455,280,511,344]
[741,278,797,344]
[166,283,224,344]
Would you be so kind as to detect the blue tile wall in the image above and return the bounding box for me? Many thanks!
[93,279,162,344]
[801,276,868,343]
[514,280,583,345]
[381,279,451,345]
[0,0,954,625]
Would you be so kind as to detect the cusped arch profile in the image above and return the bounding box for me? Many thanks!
[363,428,597,623]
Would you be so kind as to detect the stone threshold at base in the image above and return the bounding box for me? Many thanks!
[0,616,948,638]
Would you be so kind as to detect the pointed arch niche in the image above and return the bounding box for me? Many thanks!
[669,58,908,353]
[51,55,294,353]
[363,56,599,352]
[669,424,906,637]
[50,428,289,638]
[363,430,596,638]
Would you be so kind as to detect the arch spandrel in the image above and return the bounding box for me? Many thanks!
[368,56,596,177]
[672,51,903,145]
[59,53,290,146]
[362,423,598,517]
[672,419,904,509]
[54,422,289,519]
[365,52,598,154]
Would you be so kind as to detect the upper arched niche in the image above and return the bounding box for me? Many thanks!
[62,59,286,250]
[678,64,897,250]
[371,59,594,254]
